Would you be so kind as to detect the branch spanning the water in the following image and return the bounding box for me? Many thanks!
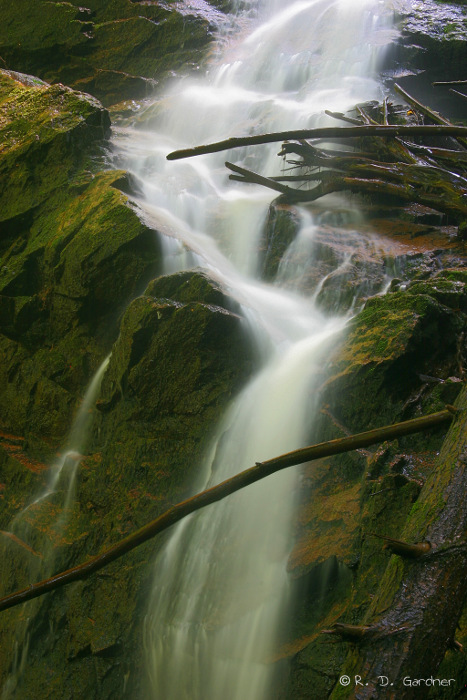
[166,124,467,161]
[167,86,467,227]
[0,408,455,614]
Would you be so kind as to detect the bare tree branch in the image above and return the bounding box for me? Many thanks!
[0,409,455,614]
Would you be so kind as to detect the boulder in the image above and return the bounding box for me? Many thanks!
[0,0,219,106]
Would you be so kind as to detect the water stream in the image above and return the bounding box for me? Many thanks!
[112,0,400,697]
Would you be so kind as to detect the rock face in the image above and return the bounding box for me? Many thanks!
[387,0,467,120]
[0,65,256,697]
[0,0,220,106]
[0,271,254,698]
[0,70,162,447]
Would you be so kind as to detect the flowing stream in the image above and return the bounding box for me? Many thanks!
[112,0,400,697]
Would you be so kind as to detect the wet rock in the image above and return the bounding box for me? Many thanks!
[0,0,220,106]
[0,269,255,699]
[387,0,467,119]
[261,203,302,281]
[0,70,110,221]
[282,269,466,697]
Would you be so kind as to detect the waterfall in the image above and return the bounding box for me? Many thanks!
[113,0,398,697]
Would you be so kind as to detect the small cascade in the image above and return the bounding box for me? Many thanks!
[10,355,110,537]
[0,355,110,700]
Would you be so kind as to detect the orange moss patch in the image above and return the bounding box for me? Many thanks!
[289,482,361,575]
[0,433,49,473]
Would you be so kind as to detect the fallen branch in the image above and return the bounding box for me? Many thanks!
[0,408,454,613]
[227,161,467,218]
[450,88,467,102]
[166,125,467,160]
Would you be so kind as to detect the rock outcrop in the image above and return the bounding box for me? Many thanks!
[0,0,219,106]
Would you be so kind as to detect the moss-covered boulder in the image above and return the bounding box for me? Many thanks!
[323,273,465,433]
[0,70,162,449]
[0,0,219,106]
[0,269,255,699]
[0,70,110,221]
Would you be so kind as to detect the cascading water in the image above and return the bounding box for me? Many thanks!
[112,0,399,697]
[1,356,110,700]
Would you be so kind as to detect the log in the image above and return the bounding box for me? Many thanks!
[433,80,467,86]
[394,82,453,127]
[166,125,467,161]
[0,409,454,614]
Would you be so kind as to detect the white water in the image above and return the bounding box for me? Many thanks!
[113,0,398,697]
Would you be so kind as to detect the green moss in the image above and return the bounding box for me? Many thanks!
[0,0,214,105]
[0,70,110,221]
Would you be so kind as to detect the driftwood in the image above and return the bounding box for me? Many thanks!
[0,409,454,614]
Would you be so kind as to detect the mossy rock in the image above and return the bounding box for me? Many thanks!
[323,283,464,433]
[0,70,110,221]
[0,0,217,106]
[0,67,164,454]
[0,270,255,698]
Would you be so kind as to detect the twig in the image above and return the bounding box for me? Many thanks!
[433,80,467,86]
[450,89,467,102]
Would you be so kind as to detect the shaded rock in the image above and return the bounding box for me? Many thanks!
[0,0,219,106]
[96,269,254,499]
[0,269,255,699]
[386,0,467,120]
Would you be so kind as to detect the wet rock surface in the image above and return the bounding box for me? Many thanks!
[0,0,222,106]
[386,0,467,118]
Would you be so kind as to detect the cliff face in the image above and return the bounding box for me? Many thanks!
[0,1,466,698]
